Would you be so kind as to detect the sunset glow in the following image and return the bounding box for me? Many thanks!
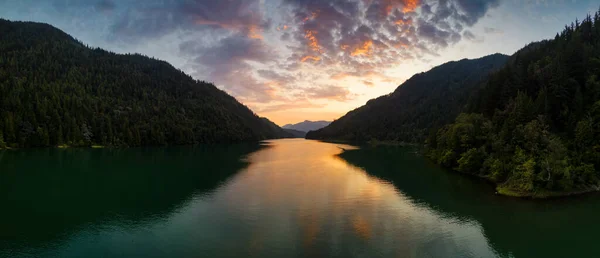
[2,0,596,125]
[350,40,374,57]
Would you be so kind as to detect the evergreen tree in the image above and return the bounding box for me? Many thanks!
[428,8,600,196]
[0,129,6,149]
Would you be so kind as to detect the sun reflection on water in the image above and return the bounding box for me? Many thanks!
[208,139,497,257]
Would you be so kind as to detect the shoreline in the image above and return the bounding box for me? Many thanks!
[0,139,280,151]
[496,185,600,199]
[445,161,600,199]
[308,138,419,147]
[334,142,600,200]
[444,164,600,199]
[6,138,598,199]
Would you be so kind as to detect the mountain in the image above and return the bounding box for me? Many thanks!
[283,129,307,138]
[0,19,289,148]
[428,10,600,197]
[259,117,296,139]
[306,54,509,142]
[283,120,331,132]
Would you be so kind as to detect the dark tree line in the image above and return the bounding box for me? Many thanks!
[0,19,288,148]
[428,9,600,196]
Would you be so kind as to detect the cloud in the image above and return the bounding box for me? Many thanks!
[113,0,498,109]
[463,30,476,41]
[252,101,326,113]
[462,30,484,43]
[257,70,295,83]
[109,0,268,42]
[0,0,500,114]
[185,35,274,66]
[484,27,504,34]
[304,85,356,101]
[179,33,279,102]
[417,18,459,47]
[281,0,500,81]
[453,0,501,25]
[95,0,116,12]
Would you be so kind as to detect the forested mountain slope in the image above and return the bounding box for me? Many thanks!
[0,19,289,148]
[283,120,330,133]
[306,54,509,142]
[283,129,307,138]
[428,10,600,197]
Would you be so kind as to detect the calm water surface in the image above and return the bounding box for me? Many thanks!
[1,139,599,258]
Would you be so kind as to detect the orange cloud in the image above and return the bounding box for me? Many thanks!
[383,0,420,15]
[402,0,419,13]
[259,101,319,111]
[331,71,392,81]
[395,18,413,26]
[351,40,374,57]
[301,55,321,62]
[248,25,263,39]
[331,72,351,80]
[305,30,322,53]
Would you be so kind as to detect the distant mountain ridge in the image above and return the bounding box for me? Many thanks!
[0,19,289,148]
[283,129,307,138]
[283,120,331,132]
[306,53,509,142]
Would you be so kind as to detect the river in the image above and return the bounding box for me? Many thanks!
[1,139,598,257]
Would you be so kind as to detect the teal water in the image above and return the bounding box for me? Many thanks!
[0,139,598,258]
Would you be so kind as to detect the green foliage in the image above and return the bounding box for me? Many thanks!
[482,157,506,182]
[438,149,457,167]
[456,147,486,175]
[428,10,600,195]
[0,130,6,149]
[0,19,289,148]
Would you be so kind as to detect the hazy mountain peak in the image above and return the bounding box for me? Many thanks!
[282,120,332,132]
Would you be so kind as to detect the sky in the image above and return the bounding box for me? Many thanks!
[0,0,597,125]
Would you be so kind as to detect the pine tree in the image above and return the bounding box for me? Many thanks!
[0,129,6,148]
[427,7,600,196]
[4,113,15,144]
